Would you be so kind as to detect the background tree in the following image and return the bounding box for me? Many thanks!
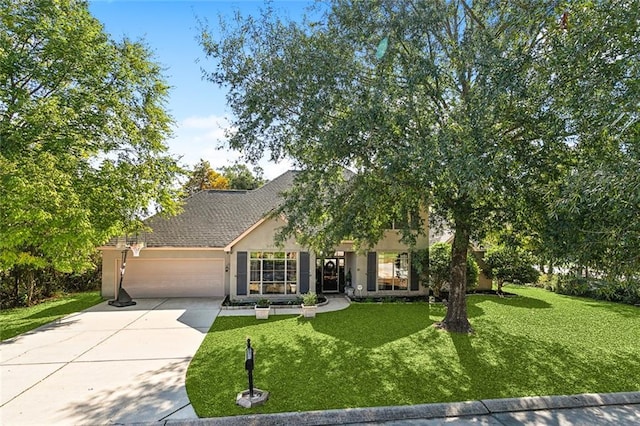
[182,159,230,197]
[484,233,540,293]
[203,1,637,332]
[0,0,182,305]
[532,2,640,280]
[220,163,265,190]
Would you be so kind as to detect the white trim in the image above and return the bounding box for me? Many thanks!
[99,246,225,251]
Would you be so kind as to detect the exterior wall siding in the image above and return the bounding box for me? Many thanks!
[100,248,226,299]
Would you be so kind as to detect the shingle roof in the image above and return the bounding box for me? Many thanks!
[143,170,297,248]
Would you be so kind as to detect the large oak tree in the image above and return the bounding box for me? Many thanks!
[203,0,637,332]
[0,0,182,275]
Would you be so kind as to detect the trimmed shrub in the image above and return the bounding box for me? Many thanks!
[593,279,640,305]
[555,275,591,297]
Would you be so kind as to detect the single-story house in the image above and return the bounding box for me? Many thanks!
[100,170,431,300]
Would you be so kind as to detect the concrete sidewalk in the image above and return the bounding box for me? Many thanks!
[153,391,640,426]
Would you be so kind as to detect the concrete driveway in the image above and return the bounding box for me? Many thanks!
[0,298,221,425]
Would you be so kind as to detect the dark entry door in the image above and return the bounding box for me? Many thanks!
[322,258,339,292]
[317,256,346,293]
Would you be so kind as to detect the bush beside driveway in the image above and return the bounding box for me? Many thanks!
[1,291,102,341]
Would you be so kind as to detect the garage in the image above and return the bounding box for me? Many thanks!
[117,258,225,298]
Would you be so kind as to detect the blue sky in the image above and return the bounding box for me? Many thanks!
[89,1,314,179]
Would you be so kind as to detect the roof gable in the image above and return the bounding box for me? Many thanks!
[142,170,297,248]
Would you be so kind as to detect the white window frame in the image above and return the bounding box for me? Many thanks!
[249,251,298,295]
[377,252,410,291]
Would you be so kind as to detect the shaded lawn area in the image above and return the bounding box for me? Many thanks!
[186,286,640,418]
[0,291,103,341]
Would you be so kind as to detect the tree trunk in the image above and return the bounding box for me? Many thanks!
[26,269,35,306]
[436,219,473,333]
[13,267,20,306]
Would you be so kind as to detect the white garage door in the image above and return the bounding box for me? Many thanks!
[119,259,224,298]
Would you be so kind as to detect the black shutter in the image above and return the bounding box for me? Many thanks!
[299,252,310,293]
[237,251,247,296]
[410,257,419,291]
[367,251,377,292]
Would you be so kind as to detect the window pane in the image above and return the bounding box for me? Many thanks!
[248,251,298,295]
[274,260,285,271]
[397,253,409,290]
[263,282,284,294]
[378,252,395,291]
[395,277,409,290]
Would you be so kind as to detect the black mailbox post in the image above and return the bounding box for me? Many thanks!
[245,338,254,398]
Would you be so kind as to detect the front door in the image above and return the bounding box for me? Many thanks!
[317,256,345,293]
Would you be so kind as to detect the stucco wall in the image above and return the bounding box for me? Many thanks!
[229,217,314,298]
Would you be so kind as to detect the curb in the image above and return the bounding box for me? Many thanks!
[159,401,488,426]
[152,391,640,426]
[480,391,640,413]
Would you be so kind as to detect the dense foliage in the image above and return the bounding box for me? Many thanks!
[181,161,266,196]
[0,259,100,309]
[0,0,182,306]
[484,232,540,292]
[181,159,230,196]
[219,163,265,190]
[428,242,479,297]
[538,274,640,306]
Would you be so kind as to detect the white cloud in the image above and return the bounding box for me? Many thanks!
[169,114,294,181]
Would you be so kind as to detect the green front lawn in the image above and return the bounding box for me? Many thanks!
[186,286,640,417]
[0,291,103,341]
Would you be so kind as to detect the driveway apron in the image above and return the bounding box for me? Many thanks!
[0,298,220,425]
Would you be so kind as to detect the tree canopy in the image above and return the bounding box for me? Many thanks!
[220,163,265,190]
[182,159,230,196]
[484,232,540,292]
[203,0,639,332]
[0,0,182,273]
[181,161,266,196]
